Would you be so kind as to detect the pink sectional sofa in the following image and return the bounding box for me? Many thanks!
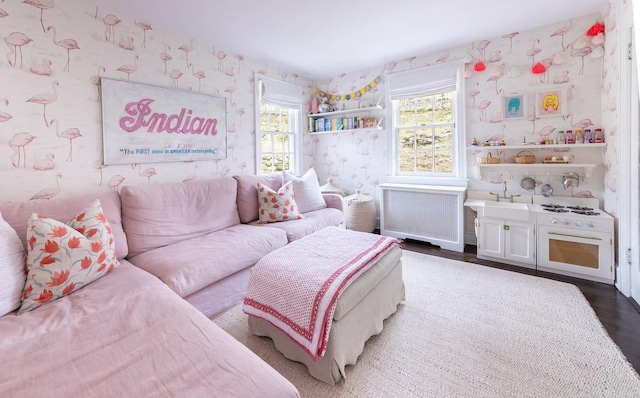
[0,173,344,396]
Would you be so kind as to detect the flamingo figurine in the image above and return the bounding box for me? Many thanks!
[9,132,36,168]
[30,172,62,201]
[46,26,79,72]
[50,119,82,161]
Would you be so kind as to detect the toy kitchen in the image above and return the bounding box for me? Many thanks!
[464,176,614,284]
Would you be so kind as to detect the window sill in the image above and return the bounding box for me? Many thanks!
[383,176,469,188]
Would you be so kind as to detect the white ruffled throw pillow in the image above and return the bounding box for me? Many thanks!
[282,168,327,214]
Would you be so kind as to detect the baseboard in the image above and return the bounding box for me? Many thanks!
[630,297,640,313]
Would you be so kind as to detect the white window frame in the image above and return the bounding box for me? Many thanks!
[386,61,468,186]
[254,73,303,175]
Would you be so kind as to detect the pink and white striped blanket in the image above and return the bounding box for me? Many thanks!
[243,226,400,360]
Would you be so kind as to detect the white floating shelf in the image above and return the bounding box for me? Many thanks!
[467,143,606,150]
[477,163,599,180]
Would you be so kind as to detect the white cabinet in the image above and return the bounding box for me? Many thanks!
[309,105,384,134]
[477,217,536,268]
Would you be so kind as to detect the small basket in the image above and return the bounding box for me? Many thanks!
[477,152,500,164]
[515,150,536,164]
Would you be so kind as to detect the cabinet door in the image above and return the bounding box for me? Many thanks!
[504,221,535,265]
[477,218,504,259]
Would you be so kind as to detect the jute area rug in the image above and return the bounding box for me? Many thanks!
[213,250,640,397]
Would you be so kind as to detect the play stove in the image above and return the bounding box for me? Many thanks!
[533,198,614,284]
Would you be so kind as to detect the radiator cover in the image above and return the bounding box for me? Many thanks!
[379,183,466,252]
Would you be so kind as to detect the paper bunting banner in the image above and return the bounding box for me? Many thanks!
[315,76,382,101]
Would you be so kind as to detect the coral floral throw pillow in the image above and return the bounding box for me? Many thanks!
[18,200,119,314]
[257,181,303,224]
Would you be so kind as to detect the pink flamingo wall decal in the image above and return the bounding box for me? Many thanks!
[550,19,573,51]
[477,100,491,122]
[107,175,125,191]
[23,0,54,33]
[179,39,193,67]
[33,153,55,170]
[103,14,120,43]
[476,40,490,61]
[50,118,82,161]
[93,160,107,185]
[501,32,519,54]
[215,49,227,71]
[138,164,156,184]
[117,55,138,81]
[90,66,106,100]
[538,126,556,141]
[47,26,79,72]
[30,172,62,200]
[190,63,205,91]
[526,39,541,67]
[9,132,36,168]
[234,53,244,72]
[169,68,183,88]
[564,114,593,129]
[29,58,52,75]
[134,21,152,48]
[26,80,58,127]
[119,36,134,51]
[5,32,33,69]
[569,44,592,75]
[159,45,171,74]
[0,98,12,122]
[486,65,503,94]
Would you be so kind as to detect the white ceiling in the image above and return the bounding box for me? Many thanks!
[81,0,609,80]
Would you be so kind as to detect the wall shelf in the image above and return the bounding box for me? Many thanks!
[309,126,384,135]
[309,105,383,118]
[467,143,606,150]
[309,105,384,134]
[477,163,599,180]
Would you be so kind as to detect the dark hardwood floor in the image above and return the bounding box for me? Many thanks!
[401,239,640,374]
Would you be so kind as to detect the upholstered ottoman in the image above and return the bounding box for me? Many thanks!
[243,227,405,385]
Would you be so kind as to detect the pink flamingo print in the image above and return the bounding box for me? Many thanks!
[225,84,236,104]
[0,8,7,18]
[553,70,570,84]
[138,164,156,184]
[528,114,540,134]
[527,39,541,67]
[33,153,55,170]
[501,32,519,54]
[46,26,79,72]
[30,58,52,75]
[182,163,198,182]
[234,53,244,72]
[569,44,592,75]
[119,36,134,51]
[0,98,12,122]
[26,80,58,127]
[50,119,81,161]
[468,82,480,107]
[103,14,120,43]
[5,32,32,69]
[107,175,125,191]
[9,132,36,168]
[563,114,593,129]
[23,0,54,33]
[477,100,491,122]
[93,160,107,185]
[537,126,556,141]
[216,49,227,71]
[486,65,503,94]
[550,19,573,51]
[117,55,138,81]
[476,40,490,61]
[487,50,502,63]
[169,68,183,88]
[191,64,205,91]
[179,39,193,67]
[134,20,152,48]
[30,172,62,200]
[90,66,106,100]
[159,45,171,74]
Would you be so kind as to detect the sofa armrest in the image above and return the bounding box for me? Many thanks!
[323,193,345,213]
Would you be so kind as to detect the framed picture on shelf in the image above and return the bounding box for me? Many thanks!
[536,89,565,117]
[501,93,526,119]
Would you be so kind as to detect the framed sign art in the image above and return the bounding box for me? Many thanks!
[101,78,227,165]
[536,89,565,118]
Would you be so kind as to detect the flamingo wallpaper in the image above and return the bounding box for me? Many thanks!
[307,12,610,212]
[0,0,311,202]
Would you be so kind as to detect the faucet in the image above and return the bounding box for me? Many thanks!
[489,181,522,202]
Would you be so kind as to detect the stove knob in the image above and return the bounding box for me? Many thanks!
[575,220,582,227]
[551,218,559,224]
[563,219,570,225]
[587,221,596,228]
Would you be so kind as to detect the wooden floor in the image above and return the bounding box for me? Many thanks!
[402,239,640,374]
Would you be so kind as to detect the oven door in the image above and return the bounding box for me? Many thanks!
[537,225,614,283]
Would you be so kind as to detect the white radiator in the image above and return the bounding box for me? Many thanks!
[379,183,466,252]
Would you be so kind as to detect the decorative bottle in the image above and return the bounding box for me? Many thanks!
[584,129,593,143]
[565,129,574,144]
[556,130,565,144]
[595,128,604,143]
[575,129,584,144]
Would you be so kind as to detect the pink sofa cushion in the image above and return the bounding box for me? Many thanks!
[127,224,287,298]
[121,178,241,258]
[234,174,282,224]
[0,191,128,260]
[249,207,344,242]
